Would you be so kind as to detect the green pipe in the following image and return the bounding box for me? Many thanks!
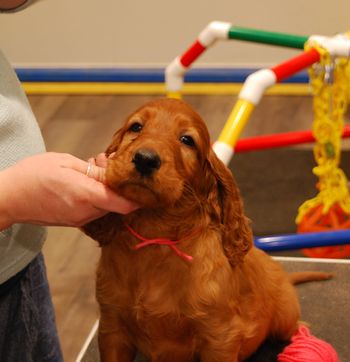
[228,26,309,49]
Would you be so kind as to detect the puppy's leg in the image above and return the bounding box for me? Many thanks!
[98,307,136,362]
[99,331,135,362]
[269,281,300,340]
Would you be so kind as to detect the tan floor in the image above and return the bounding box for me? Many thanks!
[27,93,347,361]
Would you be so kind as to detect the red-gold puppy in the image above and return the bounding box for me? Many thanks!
[83,98,331,362]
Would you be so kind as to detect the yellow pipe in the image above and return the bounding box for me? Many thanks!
[218,99,255,147]
[167,91,182,99]
[22,82,310,96]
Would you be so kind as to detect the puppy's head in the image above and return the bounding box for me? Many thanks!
[105,98,211,208]
[85,98,252,265]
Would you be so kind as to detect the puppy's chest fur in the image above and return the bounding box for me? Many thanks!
[127,286,197,351]
[98,239,203,346]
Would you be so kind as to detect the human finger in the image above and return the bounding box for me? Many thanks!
[86,162,106,183]
[89,182,140,214]
[95,153,108,168]
[63,156,106,183]
[87,157,97,166]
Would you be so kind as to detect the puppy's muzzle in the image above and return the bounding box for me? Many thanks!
[132,148,161,176]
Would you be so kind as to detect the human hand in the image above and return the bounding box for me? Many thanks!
[0,152,139,230]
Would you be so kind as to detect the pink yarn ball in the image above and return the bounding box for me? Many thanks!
[278,325,339,362]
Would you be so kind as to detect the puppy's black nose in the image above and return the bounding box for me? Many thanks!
[132,148,161,176]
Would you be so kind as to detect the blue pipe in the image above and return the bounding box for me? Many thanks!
[15,67,308,84]
[254,229,350,251]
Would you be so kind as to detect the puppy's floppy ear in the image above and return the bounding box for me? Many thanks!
[206,149,253,266]
[105,128,124,156]
[82,213,122,246]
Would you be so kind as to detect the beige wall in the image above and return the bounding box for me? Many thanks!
[0,0,349,67]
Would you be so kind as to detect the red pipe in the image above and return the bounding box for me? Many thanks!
[271,48,321,82]
[235,124,350,153]
[180,40,206,67]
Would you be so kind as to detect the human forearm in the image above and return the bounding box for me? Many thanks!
[0,152,138,230]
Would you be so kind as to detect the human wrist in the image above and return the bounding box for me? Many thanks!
[0,168,18,230]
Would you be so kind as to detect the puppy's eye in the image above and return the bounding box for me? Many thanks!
[128,122,143,133]
[180,135,195,148]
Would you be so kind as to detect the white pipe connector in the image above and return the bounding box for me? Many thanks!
[239,69,277,105]
[308,35,350,58]
[212,141,234,165]
[198,21,232,47]
[165,21,232,93]
[165,57,187,92]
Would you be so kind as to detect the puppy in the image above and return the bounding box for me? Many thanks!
[83,98,331,362]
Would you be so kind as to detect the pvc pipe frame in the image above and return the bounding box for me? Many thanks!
[166,21,350,93]
[255,229,350,251]
[165,22,311,92]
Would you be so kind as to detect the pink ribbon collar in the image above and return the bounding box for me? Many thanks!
[123,222,194,262]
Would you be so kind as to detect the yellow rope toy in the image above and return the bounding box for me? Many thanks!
[296,39,350,226]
